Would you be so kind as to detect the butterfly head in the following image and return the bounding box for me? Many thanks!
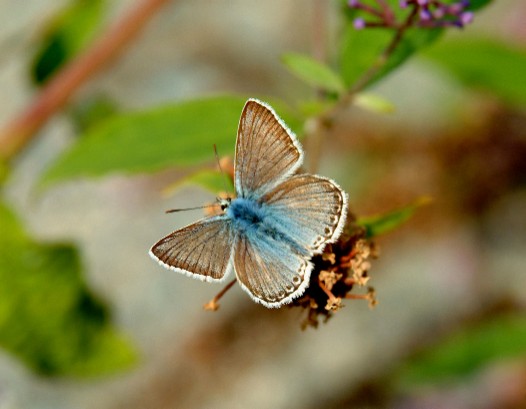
[218,197,232,212]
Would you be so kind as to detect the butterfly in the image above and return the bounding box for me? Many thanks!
[149,99,348,308]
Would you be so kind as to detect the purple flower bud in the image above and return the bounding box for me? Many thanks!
[459,11,474,25]
[353,17,367,30]
[420,9,432,21]
[399,0,409,8]
[348,0,360,7]
[435,10,446,19]
[417,0,428,5]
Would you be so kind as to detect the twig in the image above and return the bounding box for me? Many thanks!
[350,5,419,94]
[0,0,173,161]
[203,278,237,311]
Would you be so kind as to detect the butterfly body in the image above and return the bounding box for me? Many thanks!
[150,99,348,308]
[227,197,265,231]
[227,196,310,257]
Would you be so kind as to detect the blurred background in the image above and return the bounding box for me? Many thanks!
[0,0,525,408]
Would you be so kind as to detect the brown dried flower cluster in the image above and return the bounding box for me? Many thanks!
[291,217,378,329]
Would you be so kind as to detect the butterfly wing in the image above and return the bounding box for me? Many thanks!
[149,215,235,282]
[234,230,312,308]
[235,99,303,200]
[261,174,348,254]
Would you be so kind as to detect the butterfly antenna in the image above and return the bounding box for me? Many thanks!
[165,146,230,215]
[165,204,215,214]
[214,144,232,196]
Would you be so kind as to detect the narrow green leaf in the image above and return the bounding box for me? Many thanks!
[282,53,346,94]
[423,38,526,106]
[354,93,395,113]
[298,99,336,117]
[31,0,106,84]
[162,169,234,197]
[40,96,301,189]
[0,201,136,376]
[357,197,431,237]
[397,314,526,386]
[70,95,120,132]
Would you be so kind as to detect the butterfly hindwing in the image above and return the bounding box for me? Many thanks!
[233,229,312,308]
[261,174,348,254]
[235,99,303,200]
[149,216,235,282]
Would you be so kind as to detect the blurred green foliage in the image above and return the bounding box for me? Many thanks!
[40,96,302,188]
[353,93,396,113]
[69,95,120,133]
[358,197,431,238]
[40,96,246,187]
[0,201,136,376]
[466,0,494,11]
[162,169,235,198]
[282,53,346,94]
[423,38,526,107]
[397,314,526,385]
[31,0,105,84]
[340,25,443,89]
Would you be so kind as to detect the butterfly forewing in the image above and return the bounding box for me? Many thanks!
[234,231,312,308]
[235,99,303,200]
[261,174,348,254]
[150,216,234,282]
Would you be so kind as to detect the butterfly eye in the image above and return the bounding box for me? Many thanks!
[219,197,232,211]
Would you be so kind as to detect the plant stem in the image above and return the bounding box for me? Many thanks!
[0,0,172,161]
[305,0,328,174]
[350,4,419,94]
[203,278,237,311]
[319,3,419,126]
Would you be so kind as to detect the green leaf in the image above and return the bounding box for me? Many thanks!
[40,95,301,188]
[357,197,431,237]
[397,314,526,386]
[467,0,493,11]
[0,201,136,376]
[282,53,346,94]
[69,95,120,132]
[340,24,443,90]
[31,0,106,84]
[423,38,526,106]
[0,158,9,186]
[354,93,395,113]
[298,99,336,117]
[162,169,234,196]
